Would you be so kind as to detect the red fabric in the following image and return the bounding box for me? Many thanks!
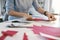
[23,33,28,40]
[2,30,17,36]
[0,30,17,40]
[0,35,7,40]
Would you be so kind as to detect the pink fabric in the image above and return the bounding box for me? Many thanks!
[40,25,60,37]
[32,25,40,34]
[32,25,60,37]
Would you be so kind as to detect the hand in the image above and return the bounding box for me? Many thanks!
[46,12,56,21]
[23,14,33,21]
[26,16,33,21]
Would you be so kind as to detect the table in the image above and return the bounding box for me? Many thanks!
[0,15,60,40]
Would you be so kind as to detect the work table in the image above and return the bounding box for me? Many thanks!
[0,15,60,40]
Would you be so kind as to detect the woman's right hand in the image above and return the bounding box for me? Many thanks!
[26,16,33,21]
[23,14,33,21]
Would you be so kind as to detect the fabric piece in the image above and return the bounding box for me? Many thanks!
[2,30,17,36]
[40,25,60,37]
[32,25,60,37]
[0,30,17,40]
[32,25,40,34]
[23,33,28,40]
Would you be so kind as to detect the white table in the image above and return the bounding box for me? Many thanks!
[0,15,60,28]
[0,28,48,40]
[0,15,60,40]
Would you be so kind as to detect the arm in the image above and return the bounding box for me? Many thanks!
[33,0,56,21]
[32,0,45,14]
[32,0,47,16]
[37,8,56,21]
[37,7,45,14]
[6,0,32,19]
[9,10,31,18]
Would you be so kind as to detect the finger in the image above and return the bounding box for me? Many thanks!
[26,18,33,21]
[52,16,56,21]
[49,15,55,21]
[48,17,52,21]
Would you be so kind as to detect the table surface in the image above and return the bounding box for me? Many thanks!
[0,15,60,28]
[0,15,60,40]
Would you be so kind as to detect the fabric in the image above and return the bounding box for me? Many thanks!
[32,25,60,37]
[2,30,17,36]
[6,0,40,20]
[32,25,40,34]
[23,33,28,40]
[40,25,60,37]
[0,30,17,40]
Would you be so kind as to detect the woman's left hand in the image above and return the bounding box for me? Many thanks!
[46,12,56,21]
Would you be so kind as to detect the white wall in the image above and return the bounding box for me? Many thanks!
[52,0,60,14]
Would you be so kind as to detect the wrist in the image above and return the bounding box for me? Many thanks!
[23,14,31,19]
[23,13,28,17]
[44,11,48,16]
